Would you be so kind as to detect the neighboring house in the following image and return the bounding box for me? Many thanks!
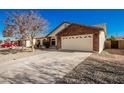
[47,22,106,53]
[105,37,124,49]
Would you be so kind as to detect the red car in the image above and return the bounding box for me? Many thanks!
[0,43,16,48]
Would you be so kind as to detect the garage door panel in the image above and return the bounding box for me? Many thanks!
[61,34,93,51]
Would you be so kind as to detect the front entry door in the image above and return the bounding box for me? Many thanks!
[51,39,55,46]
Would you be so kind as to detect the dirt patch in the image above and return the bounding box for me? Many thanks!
[56,50,124,84]
[98,49,124,64]
[0,48,44,63]
[105,49,124,55]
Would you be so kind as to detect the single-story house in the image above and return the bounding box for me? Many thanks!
[105,37,124,49]
[47,22,106,53]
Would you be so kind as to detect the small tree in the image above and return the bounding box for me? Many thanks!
[3,11,48,51]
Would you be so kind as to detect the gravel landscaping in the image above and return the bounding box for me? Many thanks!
[56,49,124,84]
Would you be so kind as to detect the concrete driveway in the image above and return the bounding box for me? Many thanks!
[0,50,92,84]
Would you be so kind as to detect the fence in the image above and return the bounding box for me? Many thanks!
[105,40,124,49]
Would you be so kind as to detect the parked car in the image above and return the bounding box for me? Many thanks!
[0,43,16,48]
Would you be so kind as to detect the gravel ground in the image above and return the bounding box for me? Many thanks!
[0,48,92,84]
[57,49,124,84]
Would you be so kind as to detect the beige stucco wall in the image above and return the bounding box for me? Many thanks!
[99,31,106,53]
[48,23,70,37]
[61,34,93,51]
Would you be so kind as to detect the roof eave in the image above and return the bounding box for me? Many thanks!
[46,22,71,37]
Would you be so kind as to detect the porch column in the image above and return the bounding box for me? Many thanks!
[47,37,51,47]
[93,32,99,51]
[56,36,61,49]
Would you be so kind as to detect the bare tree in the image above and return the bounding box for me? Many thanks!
[3,10,48,51]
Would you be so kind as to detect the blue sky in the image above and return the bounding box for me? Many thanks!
[0,9,124,40]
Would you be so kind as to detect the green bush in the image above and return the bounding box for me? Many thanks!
[43,40,50,48]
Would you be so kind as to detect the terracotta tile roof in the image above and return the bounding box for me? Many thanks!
[70,23,104,31]
[56,23,105,36]
[47,22,105,37]
[46,22,71,37]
